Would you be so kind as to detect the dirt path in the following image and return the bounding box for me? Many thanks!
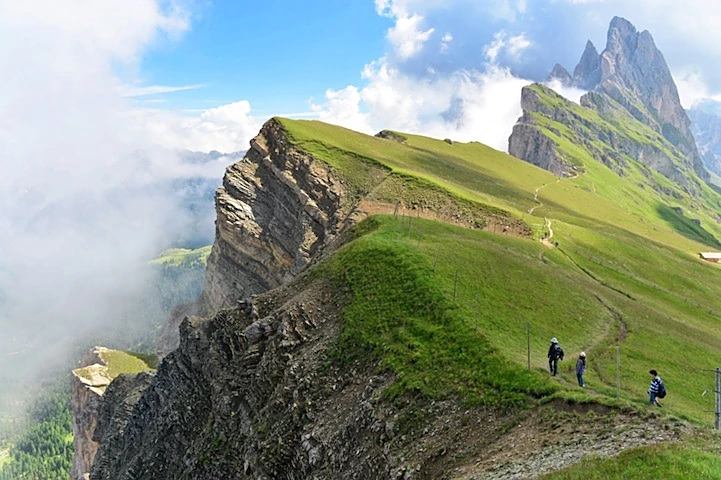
[541,217,555,248]
[530,169,583,248]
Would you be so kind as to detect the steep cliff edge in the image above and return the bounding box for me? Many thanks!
[157,119,350,358]
[70,348,155,480]
[158,118,528,358]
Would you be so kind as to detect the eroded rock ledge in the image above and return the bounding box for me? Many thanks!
[157,119,348,358]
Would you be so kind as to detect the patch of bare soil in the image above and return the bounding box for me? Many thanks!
[353,200,528,237]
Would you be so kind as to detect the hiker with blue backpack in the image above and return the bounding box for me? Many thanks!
[648,369,666,406]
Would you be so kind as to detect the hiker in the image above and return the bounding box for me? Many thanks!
[576,352,587,387]
[547,337,564,376]
[648,369,666,406]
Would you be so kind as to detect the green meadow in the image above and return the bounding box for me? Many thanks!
[278,117,721,430]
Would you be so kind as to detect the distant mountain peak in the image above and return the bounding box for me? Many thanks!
[545,16,707,180]
[573,40,602,90]
[547,63,572,84]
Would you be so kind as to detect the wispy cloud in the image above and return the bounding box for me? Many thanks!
[121,83,204,97]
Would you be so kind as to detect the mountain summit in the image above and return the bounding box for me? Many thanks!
[547,17,706,179]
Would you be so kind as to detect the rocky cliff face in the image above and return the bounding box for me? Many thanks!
[534,17,708,181]
[509,88,580,177]
[70,350,116,480]
[157,119,349,357]
[573,40,602,90]
[690,102,721,176]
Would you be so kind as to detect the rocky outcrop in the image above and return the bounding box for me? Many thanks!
[202,119,347,313]
[89,277,690,480]
[573,40,602,90]
[71,348,156,479]
[158,119,530,357]
[547,63,572,85]
[70,351,107,480]
[539,17,708,181]
[157,119,349,357]
[508,83,697,190]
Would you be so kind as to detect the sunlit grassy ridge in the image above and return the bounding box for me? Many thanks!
[277,117,721,426]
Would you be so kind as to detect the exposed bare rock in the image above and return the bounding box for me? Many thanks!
[573,40,602,90]
[509,123,574,177]
[90,279,690,480]
[547,64,572,85]
[540,17,708,182]
[70,351,104,480]
[202,119,347,313]
[158,118,529,358]
[157,119,349,358]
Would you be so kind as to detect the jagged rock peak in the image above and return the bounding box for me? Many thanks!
[573,40,601,90]
[597,16,704,175]
[547,63,572,85]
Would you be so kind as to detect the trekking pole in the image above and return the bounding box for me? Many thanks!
[526,322,531,371]
[716,367,721,430]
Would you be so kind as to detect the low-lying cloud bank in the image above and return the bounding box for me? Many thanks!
[0,1,258,389]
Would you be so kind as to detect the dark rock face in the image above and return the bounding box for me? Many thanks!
[87,278,690,480]
[573,40,602,90]
[93,282,471,480]
[508,88,579,177]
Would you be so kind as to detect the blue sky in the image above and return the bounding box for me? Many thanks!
[110,0,721,153]
[137,1,389,113]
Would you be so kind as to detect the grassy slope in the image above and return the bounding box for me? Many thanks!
[278,118,721,424]
[150,245,212,269]
[544,444,721,480]
[73,348,156,394]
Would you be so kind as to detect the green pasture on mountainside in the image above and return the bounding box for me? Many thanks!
[278,118,721,426]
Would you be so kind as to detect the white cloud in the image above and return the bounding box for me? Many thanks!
[0,0,250,384]
[311,86,371,134]
[485,31,532,63]
[121,83,204,97]
[141,100,262,153]
[544,79,586,104]
[674,69,721,109]
[440,32,453,53]
[312,58,530,152]
[387,13,435,59]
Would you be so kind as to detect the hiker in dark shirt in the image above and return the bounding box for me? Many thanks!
[547,337,564,376]
[575,352,586,387]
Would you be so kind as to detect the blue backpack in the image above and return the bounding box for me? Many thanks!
[657,380,667,399]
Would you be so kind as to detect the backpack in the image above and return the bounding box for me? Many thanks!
[552,344,564,360]
[656,380,667,399]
